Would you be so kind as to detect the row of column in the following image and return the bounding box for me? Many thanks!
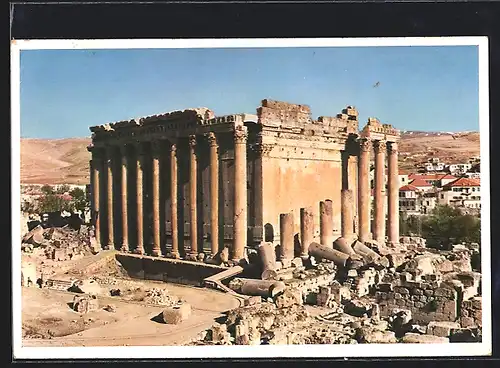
[89,125,249,261]
[357,138,399,246]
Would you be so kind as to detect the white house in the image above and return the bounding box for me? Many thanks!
[399,184,421,216]
[420,192,438,214]
[438,177,481,209]
[447,163,473,175]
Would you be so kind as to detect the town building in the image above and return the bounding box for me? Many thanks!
[438,177,481,209]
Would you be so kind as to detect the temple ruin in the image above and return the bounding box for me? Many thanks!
[87,99,401,262]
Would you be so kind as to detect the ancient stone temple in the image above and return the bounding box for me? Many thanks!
[87,99,400,263]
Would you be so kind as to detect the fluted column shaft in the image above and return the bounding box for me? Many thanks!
[348,155,358,234]
[208,132,220,257]
[232,125,248,261]
[170,143,180,258]
[358,138,372,243]
[388,142,400,246]
[373,141,387,244]
[189,135,198,256]
[120,146,129,252]
[151,141,162,257]
[135,145,145,254]
[105,147,115,249]
[90,152,102,247]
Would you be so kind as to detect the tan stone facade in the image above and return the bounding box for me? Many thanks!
[87,99,400,263]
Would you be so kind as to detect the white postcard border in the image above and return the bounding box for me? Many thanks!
[11,36,491,359]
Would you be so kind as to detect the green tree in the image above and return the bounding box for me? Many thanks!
[40,184,54,195]
[420,204,481,249]
[69,187,88,212]
[55,184,71,194]
[37,193,73,213]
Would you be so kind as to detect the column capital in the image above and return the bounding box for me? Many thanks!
[189,134,197,148]
[388,141,398,154]
[136,142,147,157]
[89,145,105,159]
[234,125,248,144]
[373,140,387,154]
[151,140,164,157]
[206,132,218,147]
[119,144,129,156]
[358,138,372,153]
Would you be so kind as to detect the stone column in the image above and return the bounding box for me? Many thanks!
[170,143,180,258]
[357,138,372,243]
[341,189,354,240]
[188,135,198,257]
[151,140,162,257]
[348,154,358,234]
[120,145,129,252]
[373,140,387,244]
[279,213,294,264]
[207,132,219,257]
[89,149,102,247]
[300,206,314,258]
[105,146,115,250]
[232,125,248,262]
[387,142,400,246]
[135,143,145,255]
[320,200,334,247]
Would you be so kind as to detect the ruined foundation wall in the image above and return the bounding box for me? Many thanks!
[375,280,459,324]
[115,253,226,286]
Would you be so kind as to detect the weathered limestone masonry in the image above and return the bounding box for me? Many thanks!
[87,99,400,265]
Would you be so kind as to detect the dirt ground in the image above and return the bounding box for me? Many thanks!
[22,279,240,347]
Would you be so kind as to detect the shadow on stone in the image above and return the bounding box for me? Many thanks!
[150,312,165,324]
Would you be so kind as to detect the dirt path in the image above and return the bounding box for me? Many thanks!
[22,282,240,347]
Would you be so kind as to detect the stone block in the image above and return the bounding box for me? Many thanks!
[427,321,460,337]
[162,303,192,324]
[72,294,99,313]
[244,296,262,306]
[412,288,424,296]
[402,333,449,344]
[460,316,475,328]
[434,287,456,299]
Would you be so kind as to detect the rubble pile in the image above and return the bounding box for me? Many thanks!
[143,288,180,306]
[21,225,97,261]
[190,232,482,345]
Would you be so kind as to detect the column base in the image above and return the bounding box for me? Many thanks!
[387,241,400,248]
[169,251,180,259]
[103,244,113,251]
[280,258,292,269]
[151,248,162,257]
[186,252,198,262]
[120,244,129,253]
[133,248,145,255]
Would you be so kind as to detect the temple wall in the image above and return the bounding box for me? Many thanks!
[261,147,342,247]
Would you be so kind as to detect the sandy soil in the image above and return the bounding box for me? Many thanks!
[22,281,240,347]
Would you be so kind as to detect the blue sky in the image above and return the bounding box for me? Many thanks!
[19,46,479,139]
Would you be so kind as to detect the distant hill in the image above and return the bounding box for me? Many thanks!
[19,131,481,185]
[20,138,91,185]
[398,131,480,172]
